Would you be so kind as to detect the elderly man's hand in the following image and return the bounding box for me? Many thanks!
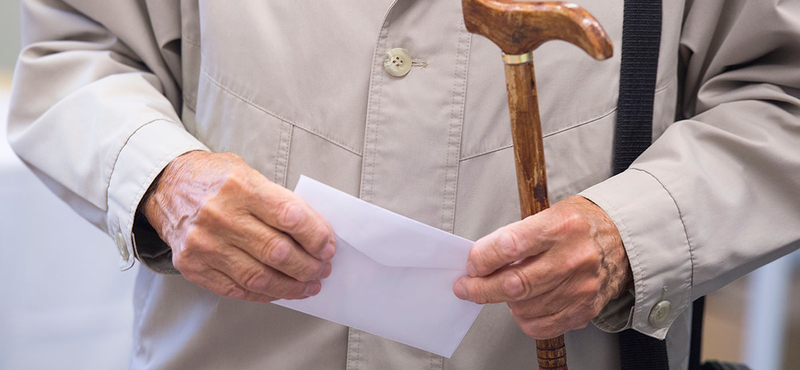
[142,151,335,303]
[453,195,632,339]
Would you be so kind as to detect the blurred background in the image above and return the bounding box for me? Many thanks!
[1,2,798,369]
[0,2,137,369]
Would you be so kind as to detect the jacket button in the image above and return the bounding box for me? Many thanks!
[383,48,412,77]
[116,232,130,260]
[648,300,671,327]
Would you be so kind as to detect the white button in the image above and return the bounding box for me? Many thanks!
[648,300,671,327]
[116,232,130,260]
[383,48,412,77]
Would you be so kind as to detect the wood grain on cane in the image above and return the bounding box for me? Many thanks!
[461,1,613,369]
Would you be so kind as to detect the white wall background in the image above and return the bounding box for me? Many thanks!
[1,86,138,369]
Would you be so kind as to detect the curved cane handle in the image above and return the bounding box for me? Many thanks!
[462,0,613,58]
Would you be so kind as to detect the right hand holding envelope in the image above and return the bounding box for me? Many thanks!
[141,151,336,303]
[453,195,633,339]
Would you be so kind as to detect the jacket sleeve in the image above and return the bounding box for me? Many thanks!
[7,0,208,271]
[580,0,800,339]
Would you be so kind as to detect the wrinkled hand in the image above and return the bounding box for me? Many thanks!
[142,151,335,303]
[453,195,632,339]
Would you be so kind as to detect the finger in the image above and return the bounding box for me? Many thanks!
[454,256,565,304]
[511,304,594,339]
[247,178,336,260]
[189,266,278,304]
[467,216,553,278]
[507,279,575,319]
[511,311,568,339]
[208,244,322,300]
[508,272,602,319]
[231,215,329,282]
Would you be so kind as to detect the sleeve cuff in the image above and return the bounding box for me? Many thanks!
[106,119,208,273]
[580,168,693,339]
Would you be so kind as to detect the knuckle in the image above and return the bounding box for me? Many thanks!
[226,166,257,193]
[221,172,245,193]
[221,152,244,162]
[261,234,291,265]
[582,245,602,267]
[181,230,209,257]
[241,268,269,291]
[276,200,305,230]
[567,246,601,273]
[497,228,522,260]
[254,272,277,293]
[503,270,531,300]
[562,208,590,234]
[471,228,524,276]
[172,252,191,273]
[467,248,487,274]
[561,253,587,274]
[582,278,602,297]
[196,201,226,226]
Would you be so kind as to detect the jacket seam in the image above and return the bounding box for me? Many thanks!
[441,26,471,232]
[458,144,513,162]
[200,68,362,156]
[282,124,294,187]
[106,118,175,217]
[275,121,286,185]
[457,79,675,162]
[627,167,695,312]
[359,7,394,202]
[184,37,200,47]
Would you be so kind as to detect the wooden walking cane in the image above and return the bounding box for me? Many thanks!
[461,1,613,369]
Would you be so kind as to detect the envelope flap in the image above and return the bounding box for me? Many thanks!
[294,176,473,270]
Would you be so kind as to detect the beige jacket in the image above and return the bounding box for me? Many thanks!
[8,0,800,369]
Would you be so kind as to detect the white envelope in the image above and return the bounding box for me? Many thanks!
[274,176,484,358]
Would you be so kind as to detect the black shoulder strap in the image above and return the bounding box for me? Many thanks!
[613,0,662,175]
[689,297,706,370]
[614,0,670,369]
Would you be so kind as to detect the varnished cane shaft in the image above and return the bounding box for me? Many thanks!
[505,61,550,217]
[504,61,566,370]
[462,2,612,368]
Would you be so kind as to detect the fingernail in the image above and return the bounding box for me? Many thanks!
[304,281,321,297]
[320,242,336,260]
[453,279,469,300]
[466,261,478,277]
[320,262,333,279]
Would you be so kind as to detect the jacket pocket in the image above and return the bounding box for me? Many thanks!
[193,69,293,186]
